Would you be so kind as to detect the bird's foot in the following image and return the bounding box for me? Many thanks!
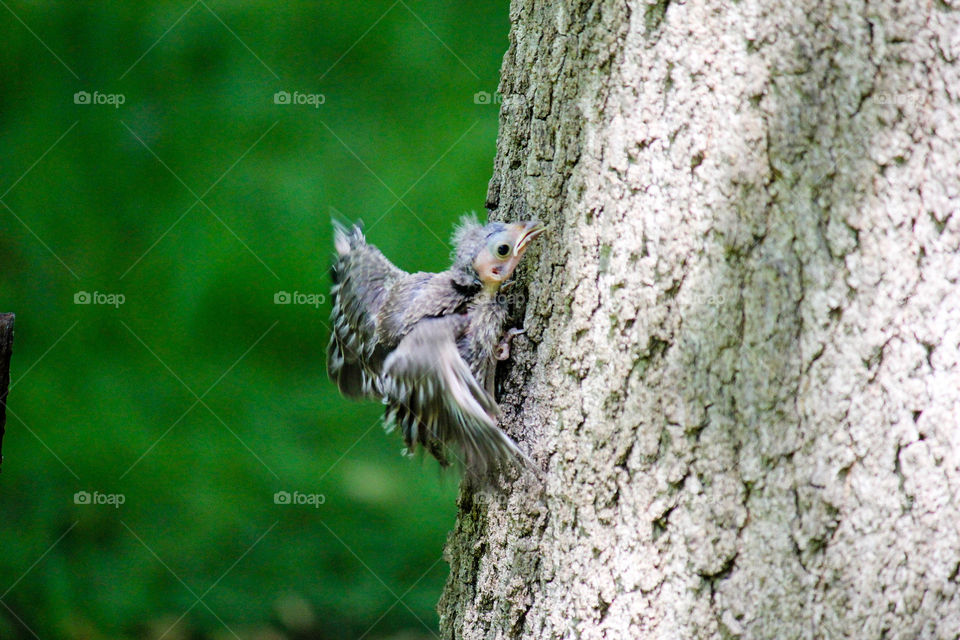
[495,327,526,360]
[500,279,516,292]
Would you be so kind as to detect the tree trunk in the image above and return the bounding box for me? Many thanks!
[439,0,960,638]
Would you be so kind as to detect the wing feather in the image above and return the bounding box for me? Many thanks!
[381,315,524,476]
[327,221,405,397]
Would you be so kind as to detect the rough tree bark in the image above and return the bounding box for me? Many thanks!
[439,0,960,638]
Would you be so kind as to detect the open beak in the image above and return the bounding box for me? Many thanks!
[514,220,547,256]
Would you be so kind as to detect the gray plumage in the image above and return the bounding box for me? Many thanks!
[326,215,544,477]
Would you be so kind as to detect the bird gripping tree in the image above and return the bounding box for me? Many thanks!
[327,215,545,479]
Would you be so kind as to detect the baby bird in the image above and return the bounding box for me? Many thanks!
[327,215,545,477]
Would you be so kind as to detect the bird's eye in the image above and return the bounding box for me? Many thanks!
[496,243,511,257]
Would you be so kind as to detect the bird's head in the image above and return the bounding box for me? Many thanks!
[451,215,546,292]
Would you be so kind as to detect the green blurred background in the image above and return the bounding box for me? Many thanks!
[0,2,507,638]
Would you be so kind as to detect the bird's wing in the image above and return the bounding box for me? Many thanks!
[327,221,405,397]
[375,270,472,349]
[381,315,524,476]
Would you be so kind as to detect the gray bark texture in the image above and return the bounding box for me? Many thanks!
[439,0,960,638]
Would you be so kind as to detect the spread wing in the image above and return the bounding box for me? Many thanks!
[380,315,524,477]
[327,221,405,397]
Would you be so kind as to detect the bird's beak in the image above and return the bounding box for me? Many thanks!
[514,220,547,256]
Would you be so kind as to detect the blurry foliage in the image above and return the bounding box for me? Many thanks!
[0,1,507,638]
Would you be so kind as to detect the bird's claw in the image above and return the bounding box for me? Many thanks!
[495,327,526,361]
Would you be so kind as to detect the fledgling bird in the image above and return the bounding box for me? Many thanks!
[326,214,545,478]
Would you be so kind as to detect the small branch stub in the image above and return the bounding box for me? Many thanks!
[0,313,14,473]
